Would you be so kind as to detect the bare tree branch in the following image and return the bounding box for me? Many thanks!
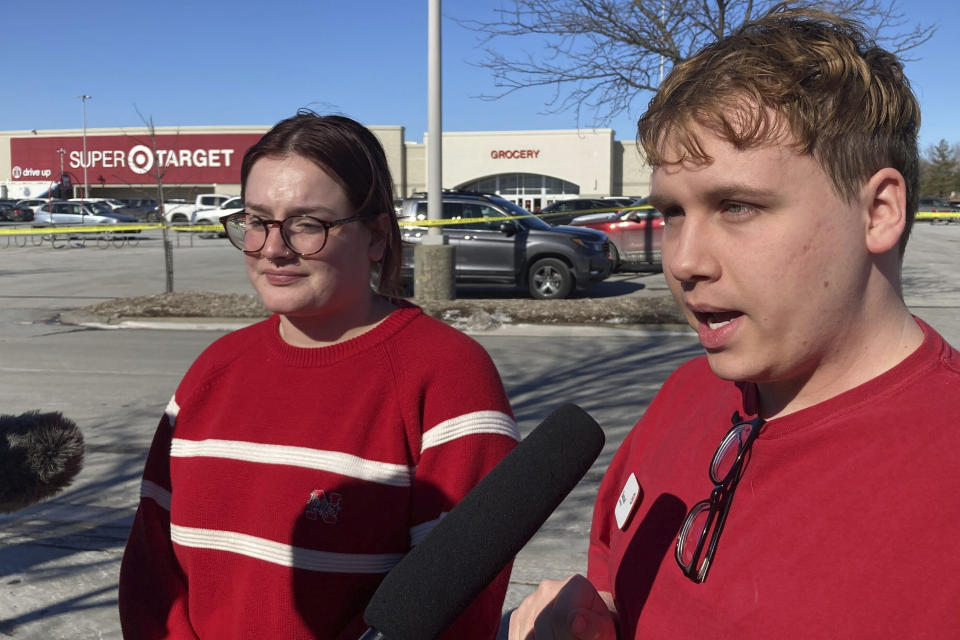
[133,105,178,293]
[456,0,937,128]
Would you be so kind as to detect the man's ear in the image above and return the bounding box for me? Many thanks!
[862,168,907,255]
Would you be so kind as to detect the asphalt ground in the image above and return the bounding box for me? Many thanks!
[0,223,957,638]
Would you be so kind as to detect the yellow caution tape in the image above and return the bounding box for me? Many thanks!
[397,205,654,227]
[399,215,528,227]
[916,211,960,220]
[536,206,625,218]
[1,203,656,235]
[0,223,218,236]
[3,206,949,236]
[0,224,155,236]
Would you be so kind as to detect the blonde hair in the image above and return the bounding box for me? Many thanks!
[638,5,921,256]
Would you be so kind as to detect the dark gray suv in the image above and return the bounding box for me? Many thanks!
[399,192,613,299]
[536,198,619,226]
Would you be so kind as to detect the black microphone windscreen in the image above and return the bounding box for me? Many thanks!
[363,403,605,640]
[0,411,85,513]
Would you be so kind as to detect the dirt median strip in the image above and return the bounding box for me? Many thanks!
[61,291,687,329]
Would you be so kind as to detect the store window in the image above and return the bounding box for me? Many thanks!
[458,173,580,213]
[459,173,579,197]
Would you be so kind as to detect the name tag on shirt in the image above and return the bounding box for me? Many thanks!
[615,473,640,530]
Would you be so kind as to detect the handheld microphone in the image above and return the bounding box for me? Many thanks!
[361,403,605,640]
[0,410,85,513]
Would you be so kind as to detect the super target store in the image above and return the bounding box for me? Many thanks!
[0,124,651,208]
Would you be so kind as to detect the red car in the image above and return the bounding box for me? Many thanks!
[567,203,663,272]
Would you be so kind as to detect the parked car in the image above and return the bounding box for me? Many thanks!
[196,196,242,226]
[163,193,235,224]
[567,201,663,272]
[117,198,161,221]
[399,191,612,299]
[16,198,50,212]
[33,201,119,226]
[198,196,242,237]
[0,201,35,222]
[917,196,960,211]
[79,200,140,223]
[918,196,960,225]
[600,196,646,208]
[69,197,127,211]
[536,198,621,226]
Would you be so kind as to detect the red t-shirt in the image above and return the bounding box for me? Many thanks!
[588,318,960,638]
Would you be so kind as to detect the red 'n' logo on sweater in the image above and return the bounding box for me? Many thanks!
[305,489,342,524]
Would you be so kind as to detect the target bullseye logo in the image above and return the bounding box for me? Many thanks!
[128,145,155,175]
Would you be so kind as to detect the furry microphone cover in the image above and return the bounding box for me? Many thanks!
[0,410,85,513]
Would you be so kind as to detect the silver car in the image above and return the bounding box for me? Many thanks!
[33,201,119,226]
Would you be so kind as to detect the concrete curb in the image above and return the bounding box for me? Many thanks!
[59,311,256,332]
[59,311,694,337]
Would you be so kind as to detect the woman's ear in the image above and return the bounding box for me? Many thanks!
[366,212,390,263]
[862,167,907,255]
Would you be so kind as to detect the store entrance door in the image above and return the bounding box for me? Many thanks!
[457,174,580,214]
[520,197,543,213]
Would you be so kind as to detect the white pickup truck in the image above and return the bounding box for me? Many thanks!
[165,196,243,237]
[204,196,243,222]
[162,193,236,224]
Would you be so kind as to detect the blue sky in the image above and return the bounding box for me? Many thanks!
[1,1,956,152]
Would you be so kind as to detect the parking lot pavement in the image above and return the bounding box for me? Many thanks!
[0,316,701,639]
[0,223,957,638]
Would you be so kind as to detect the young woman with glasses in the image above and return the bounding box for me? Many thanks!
[119,111,519,639]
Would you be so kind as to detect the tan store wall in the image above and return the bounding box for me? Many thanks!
[404,129,650,200]
[617,140,652,198]
[432,129,616,196]
[369,126,406,198]
[404,142,426,196]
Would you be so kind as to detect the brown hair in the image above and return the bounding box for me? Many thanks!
[241,110,402,294]
[638,5,921,256]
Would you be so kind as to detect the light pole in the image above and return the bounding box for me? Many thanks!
[56,148,66,199]
[412,0,456,301]
[427,0,442,243]
[77,94,92,198]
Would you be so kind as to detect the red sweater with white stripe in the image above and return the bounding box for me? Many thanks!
[119,303,519,639]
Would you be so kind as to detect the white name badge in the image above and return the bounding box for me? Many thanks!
[615,472,640,530]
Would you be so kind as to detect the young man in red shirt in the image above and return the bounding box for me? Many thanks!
[511,6,959,639]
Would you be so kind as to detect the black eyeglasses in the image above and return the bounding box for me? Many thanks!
[675,413,764,583]
[219,211,377,257]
